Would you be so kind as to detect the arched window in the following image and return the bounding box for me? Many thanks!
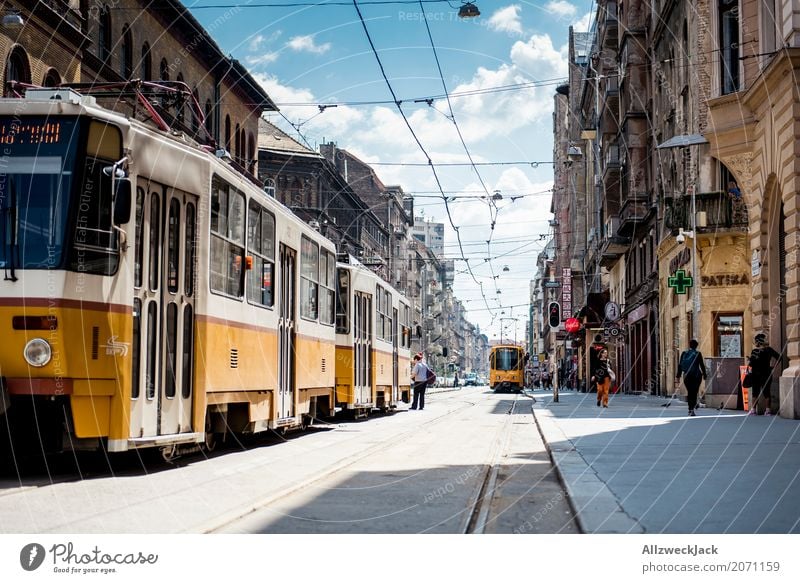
[235,123,241,163]
[4,46,31,95]
[190,89,199,132]
[176,73,186,123]
[159,59,170,108]
[43,68,61,88]
[205,100,213,138]
[248,132,256,172]
[141,43,152,81]
[98,4,112,62]
[121,24,133,79]
[224,115,231,152]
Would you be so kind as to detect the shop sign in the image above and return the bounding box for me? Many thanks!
[701,273,750,287]
[751,249,761,278]
[627,304,649,324]
[669,247,692,273]
[562,268,572,318]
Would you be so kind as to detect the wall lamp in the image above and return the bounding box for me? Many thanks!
[2,11,24,27]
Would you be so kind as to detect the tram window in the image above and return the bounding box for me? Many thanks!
[182,304,193,399]
[132,298,141,399]
[184,202,195,297]
[148,193,160,291]
[336,268,349,334]
[300,236,319,320]
[210,176,245,298]
[246,201,275,307]
[69,157,119,275]
[146,301,157,399]
[134,187,145,288]
[167,199,180,293]
[319,249,335,325]
[165,302,177,398]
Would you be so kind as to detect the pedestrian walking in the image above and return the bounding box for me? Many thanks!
[591,349,615,408]
[410,353,430,410]
[453,372,459,388]
[675,338,707,416]
[747,333,781,416]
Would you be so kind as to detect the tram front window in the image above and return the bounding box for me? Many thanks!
[494,348,520,371]
[0,117,78,271]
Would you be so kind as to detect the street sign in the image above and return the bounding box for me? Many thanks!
[543,281,561,288]
[604,301,621,322]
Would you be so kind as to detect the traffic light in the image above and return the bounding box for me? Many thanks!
[548,302,561,328]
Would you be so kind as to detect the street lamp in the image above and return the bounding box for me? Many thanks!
[657,134,708,341]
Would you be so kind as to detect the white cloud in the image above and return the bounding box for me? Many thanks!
[247,30,282,52]
[287,34,332,54]
[488,5,523,35]
[510,34,568,78]
[545,1,578,18]
[245,52,279,66]
[572,11,593,32]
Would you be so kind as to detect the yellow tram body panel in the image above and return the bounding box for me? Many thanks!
[0,302,132,440]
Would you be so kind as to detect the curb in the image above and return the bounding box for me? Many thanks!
[530,398,645,534]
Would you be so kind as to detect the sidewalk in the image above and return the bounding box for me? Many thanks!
[531,390,800,534]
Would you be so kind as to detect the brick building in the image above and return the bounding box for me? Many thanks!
[1,1,273,176]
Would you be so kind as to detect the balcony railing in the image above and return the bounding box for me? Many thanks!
[665,191,749,232]
[598,1,619,48]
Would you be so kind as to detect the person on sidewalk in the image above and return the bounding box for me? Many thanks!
[591,349,614,408]
[410,353,430,410]
[675,338,707,416]
[747,333,781,416]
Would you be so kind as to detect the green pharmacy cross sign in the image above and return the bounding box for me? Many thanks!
[669,269,693,295]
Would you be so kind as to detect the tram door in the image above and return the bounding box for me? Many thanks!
[353,292,372,405]
[392,307,399,402]
[278,245,297,420]
[131,183,196,438]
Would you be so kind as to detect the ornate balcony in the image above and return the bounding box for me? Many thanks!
[598,1,618,49]
[665,191,749,233]
[618,191,651,236]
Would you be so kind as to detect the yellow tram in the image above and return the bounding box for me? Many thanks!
[334,256,411,416]
[489,345,525,392]
[0,88,338,456]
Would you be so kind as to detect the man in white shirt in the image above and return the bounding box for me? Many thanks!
[410,353,429,410]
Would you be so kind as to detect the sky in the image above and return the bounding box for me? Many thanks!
[188,0,595,343]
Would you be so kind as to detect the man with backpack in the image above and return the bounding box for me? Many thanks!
[676,339,708,416]
[411,353,433,410]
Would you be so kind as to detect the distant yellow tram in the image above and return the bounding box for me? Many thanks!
[334,256,411,416]
[489,345,525,392]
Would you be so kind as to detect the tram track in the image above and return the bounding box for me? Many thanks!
[202,390,480,533]
[462,394,518,534]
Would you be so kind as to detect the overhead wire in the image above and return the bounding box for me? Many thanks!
[414,0,501,310]
[350,0,495,317]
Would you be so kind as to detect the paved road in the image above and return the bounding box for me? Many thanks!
[0,387,576,534]
[533,390,800,533]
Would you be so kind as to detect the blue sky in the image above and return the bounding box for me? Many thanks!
[188,0,593,341]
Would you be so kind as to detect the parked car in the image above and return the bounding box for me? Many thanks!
[463,372,478,386]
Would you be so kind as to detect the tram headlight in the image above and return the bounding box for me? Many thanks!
[24,338,52,367]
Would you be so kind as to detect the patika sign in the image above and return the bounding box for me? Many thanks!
[701,273,750,287]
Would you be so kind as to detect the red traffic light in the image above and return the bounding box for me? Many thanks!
[565,317,580,334]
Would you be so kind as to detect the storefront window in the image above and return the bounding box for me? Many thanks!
[715,313,743,357]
